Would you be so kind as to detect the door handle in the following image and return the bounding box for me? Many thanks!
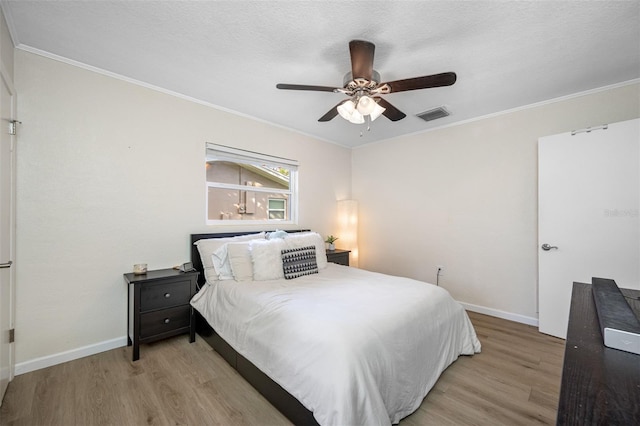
[0,260,12,268]
[541,244,558,251]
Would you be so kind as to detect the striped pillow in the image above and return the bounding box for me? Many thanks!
[281,246,318,280]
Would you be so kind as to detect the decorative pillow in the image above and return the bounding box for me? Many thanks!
[194,232,265,283]
[267,229,288,240]
[227,242,253,281]
[250,238,286,281]
[211,244,233,280]
[281,246,318,280]
[284,232,328,269]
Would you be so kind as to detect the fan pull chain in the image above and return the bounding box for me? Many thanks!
[360,115,372,137]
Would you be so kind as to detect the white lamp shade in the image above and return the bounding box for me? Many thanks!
[356,95,376,115]
[337,199,358,267]
[337,100,356,121]
[369,102,386,121]
[348,109,365,124]
[338,96,383,125]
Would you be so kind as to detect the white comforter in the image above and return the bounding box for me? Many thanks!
[191,264,481,426]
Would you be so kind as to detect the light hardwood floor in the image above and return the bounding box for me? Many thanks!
[0,312,564,425]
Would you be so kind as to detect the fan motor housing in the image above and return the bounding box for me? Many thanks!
[343,70,381,87]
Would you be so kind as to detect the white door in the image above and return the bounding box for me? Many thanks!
[538,119,640,339]
[0,70,16,403]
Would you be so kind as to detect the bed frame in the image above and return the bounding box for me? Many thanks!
[190,231,319,426]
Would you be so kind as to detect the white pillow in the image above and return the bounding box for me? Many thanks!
[250,238,286,281]
[267,229,288,240]
[284,232,328,269]
[227,242,253,281]
[211,244,233,280]
[194,232,265,283]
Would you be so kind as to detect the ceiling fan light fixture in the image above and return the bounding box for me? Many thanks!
[369,102,386,121]
[337,99,365,124]
[337,96,384,124]
[356,95,376,115]
[348,109,365,124]
[337,99,356,121]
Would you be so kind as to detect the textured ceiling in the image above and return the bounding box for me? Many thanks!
[3,1,639,148]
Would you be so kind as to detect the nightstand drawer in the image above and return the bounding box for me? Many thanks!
[326,249,351,266]
[140,279,192,311]
[140,305,191,339]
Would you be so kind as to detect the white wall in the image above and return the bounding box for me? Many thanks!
[0,14,12,88]
[352,82,640,324]
[14,50,351,370]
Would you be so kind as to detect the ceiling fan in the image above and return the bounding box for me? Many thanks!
[276,40,457,124]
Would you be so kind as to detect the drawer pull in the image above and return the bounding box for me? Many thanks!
[164,318,170,324]
[164,293,171,298]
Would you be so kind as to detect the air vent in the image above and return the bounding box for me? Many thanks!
[416,106,450,122]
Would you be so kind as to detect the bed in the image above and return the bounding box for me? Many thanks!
[189,231,481,426]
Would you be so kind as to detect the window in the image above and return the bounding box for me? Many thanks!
[206,143,298,224]
[268,198,287,219]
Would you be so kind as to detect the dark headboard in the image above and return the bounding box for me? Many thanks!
[190,230,310,286]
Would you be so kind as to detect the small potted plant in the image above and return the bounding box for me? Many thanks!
[325,235,338,251]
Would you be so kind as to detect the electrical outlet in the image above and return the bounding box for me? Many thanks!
[436,265,444,276]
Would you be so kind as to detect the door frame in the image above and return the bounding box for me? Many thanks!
[0,63,16,400]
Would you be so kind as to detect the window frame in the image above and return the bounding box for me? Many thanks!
[267,198,287,220]
[205,143,299,225]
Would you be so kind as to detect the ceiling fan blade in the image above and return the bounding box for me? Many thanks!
[381,72,457,93]
[318,102,343,122]
[276,83,338,92]
[349,40,375,80]
[374,97,406,121]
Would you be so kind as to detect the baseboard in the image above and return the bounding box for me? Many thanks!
[460,302,539,327]
[14,304,537,375]
[15,336,128,376]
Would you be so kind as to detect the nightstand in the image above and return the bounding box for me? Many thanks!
[125,268,199,361]
[326,249,351,266]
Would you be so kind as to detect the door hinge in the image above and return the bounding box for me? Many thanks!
[9,120,21,136]
[9,328,14,343]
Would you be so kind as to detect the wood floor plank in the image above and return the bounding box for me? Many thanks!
[32,367,76,425]
[444,358,533,403]
[121,373,173,425]
[0,312,564,425]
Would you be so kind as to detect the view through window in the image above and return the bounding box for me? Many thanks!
[206,144,298,223]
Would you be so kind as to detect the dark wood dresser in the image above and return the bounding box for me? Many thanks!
[557,282,640,425]
[125,268,199,361]
[326,249,351,266]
